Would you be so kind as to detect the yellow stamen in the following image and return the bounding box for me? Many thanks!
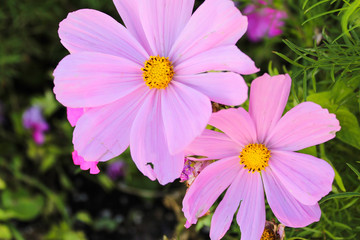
[260,228,276,240]
[239,143,270,173]
[142,55,174,89]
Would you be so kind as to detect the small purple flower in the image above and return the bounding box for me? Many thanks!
[22,106,49,145]
[243,0,287,42]
[106,160,126,180]
[180,158,213,186]
[72,150,100,174]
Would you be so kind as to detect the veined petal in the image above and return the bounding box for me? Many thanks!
[161,82,211,154]
[182,157,241,227]
[169,0,248,64]
[53,52,143,108]
[130,90,184,185]
[186,129,241,160]
[209,108,257,147]
[73,86,149,162]
[58,9,148,65]
[67,108,84,127]
[174,72,248,106]
[262,168,321,227]
[209,169,244,240]
[175,45,258,75]
[269,151,334,205]
[249,73,291,143]
[236,171,265,240]
[139,0,195,56]
[266,102,340,151]
[112,0,152,54]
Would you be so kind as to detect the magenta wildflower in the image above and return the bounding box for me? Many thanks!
[180,158,213,186]
[72,150,100,174]
[183,74,340,240]
[243,0,287,42]
[22,106,49,145]
[53,0,258,184]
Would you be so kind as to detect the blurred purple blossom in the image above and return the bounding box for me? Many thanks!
[106,160,126,180]
[243,0,287,42]
[72,150,100,174]
[22,106,49,145]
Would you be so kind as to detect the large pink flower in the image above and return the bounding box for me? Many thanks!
[53,0,258,184]
[183,73,340,240]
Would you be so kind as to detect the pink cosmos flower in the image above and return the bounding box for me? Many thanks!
[183,73,340,240]
[72,150,100,174]
[22,106,49,145]
[243,0,287,42]
[53,0,258,184]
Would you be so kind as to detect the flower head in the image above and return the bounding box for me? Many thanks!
[22,106,49,145]
[261,220,285,240]
[53,0,258,184]
[183,73,340,240]
[72,150,100,174]
[243,0,287,42]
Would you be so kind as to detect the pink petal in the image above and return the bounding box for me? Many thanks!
[182,157,240,227]
[269,150,334,205]
[72,151,100,174]
[139,0,194,56]
[67,108,84,127]
[169,0,248,64]
[236,171,265,240]
[58,9,148,65]
[209,108,257,147]
[262,168,321,227]
[53,52,143,108]
[209,169,244,240]
[112,0,152,54]
[186,129,241,160]
[161,82,211,154]
[73,86,149,162]
[174,72,248,106]
[174,45,258,75]
[130,90,184,185]
[249,73,291,143]
[266,102,340,151]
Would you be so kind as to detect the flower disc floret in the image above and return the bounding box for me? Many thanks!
[142,55,174,89]
[261,228,276,240]
[239,143,270,172]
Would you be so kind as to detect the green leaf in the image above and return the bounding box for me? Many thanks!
[0,178,6,190]
[319,192,360,204]
[0,224,12,239]
[307,91,332,109]
[346,163,360,180]
[0,209,10,221]
[75,211,93,225]
[1,189,44,221]
[335,108,360,150]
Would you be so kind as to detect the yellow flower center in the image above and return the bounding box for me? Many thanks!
[260,228,276,240]
[239,143,270,173]
[142,55,174,89]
